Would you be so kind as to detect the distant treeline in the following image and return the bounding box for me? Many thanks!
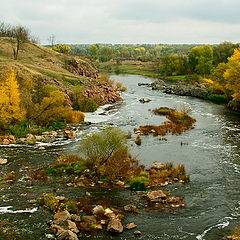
[63,42,239,77]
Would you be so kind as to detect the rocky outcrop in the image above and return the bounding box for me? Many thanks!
[65,58,99,79]
[151,79,209,99]
[85,82,122,105]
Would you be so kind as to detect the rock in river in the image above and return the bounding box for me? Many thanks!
[0,158,8,165]
[139,98,151,103]
[107,219,123,233]
[147,190,167,202]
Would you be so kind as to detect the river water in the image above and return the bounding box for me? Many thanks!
[1,74,240,240]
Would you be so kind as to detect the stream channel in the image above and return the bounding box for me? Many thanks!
[1,74,240,240]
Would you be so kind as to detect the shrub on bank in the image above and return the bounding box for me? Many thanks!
[204,94,228,104]
[77,98,98,112]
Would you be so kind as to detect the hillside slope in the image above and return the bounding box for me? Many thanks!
[0,37,121,105]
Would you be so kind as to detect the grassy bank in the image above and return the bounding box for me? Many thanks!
[99,60,187,81]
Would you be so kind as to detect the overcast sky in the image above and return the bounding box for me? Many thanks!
[1,0,240,44]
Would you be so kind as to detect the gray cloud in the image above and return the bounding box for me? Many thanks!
[0,0,240,44]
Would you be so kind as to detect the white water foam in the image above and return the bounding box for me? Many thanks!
[0,206,38,214]
[196,218,232,240]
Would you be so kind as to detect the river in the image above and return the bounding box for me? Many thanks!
[1,74,240,240]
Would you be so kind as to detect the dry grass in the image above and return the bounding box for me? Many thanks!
[0,37,89,88]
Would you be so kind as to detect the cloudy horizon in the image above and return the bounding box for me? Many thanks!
[1,0,240,45]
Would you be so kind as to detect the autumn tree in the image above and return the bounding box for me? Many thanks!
[224,49,240,101]
[30,90,72,126]
[52,44,71,54]
[0,70,26,129]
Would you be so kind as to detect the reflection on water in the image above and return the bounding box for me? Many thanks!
[1,74,240,239]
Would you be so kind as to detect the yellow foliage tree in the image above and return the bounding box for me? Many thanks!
[224,49,240,101]
[32,90,72,126]
[0,70,26,128]
[52,45,71,54]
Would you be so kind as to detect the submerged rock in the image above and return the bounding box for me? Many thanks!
[107,219,123,233]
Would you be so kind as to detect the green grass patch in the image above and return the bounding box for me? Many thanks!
[204,94,229,104]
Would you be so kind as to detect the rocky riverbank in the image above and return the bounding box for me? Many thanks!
[139,79,240,112]
[139,79,210,99]
[0,127,85,146]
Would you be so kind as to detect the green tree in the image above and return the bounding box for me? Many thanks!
[88,44,99,60]
[213,42,239,66]
[188,45,213,76]
[79,127,131,179]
